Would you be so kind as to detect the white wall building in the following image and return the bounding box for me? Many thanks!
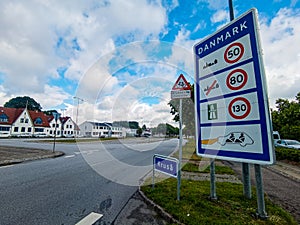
[79,121,123,138]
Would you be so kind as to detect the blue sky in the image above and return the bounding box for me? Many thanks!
[0,0,299,127]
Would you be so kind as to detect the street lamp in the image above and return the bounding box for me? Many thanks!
[73,96,84,137]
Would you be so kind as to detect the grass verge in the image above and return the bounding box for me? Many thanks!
[182,162,235,175]
[141,179,297,225]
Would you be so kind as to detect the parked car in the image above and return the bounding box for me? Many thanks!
[33,133,48,138]
[275,139,300,150]
[273,131,281,142]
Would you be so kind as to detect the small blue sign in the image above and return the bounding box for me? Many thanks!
[153,155,178,178]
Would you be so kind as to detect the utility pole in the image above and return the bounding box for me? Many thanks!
[73,96,84,137]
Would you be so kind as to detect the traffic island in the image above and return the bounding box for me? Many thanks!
[0,146,64,166]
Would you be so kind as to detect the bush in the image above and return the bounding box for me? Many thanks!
[275,147,300,162]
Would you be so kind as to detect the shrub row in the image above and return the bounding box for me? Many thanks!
[275,147,300,162]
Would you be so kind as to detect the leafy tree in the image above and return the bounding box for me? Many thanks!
[129,121,139,129]
[136,127,143,137]
[271,92,300,140]
[168,84,195,136]
[4,96,42,111]
[152,123,178,137]
[43,110,58,116]
[142,124,147,130]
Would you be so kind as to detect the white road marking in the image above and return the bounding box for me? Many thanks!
[64,155,75,158]
[75,212,103,225]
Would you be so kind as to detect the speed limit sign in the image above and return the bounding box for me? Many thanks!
[194,9,274,164]
[226,68,248,90]
[224,42,245,64]
[228,97,251,119]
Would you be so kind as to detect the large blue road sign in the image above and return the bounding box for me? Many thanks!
[153,155,178,178]
[193,8,275,165]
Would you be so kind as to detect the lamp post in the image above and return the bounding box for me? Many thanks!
[73,96,84,137]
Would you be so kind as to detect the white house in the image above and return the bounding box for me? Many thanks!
[79,121,123,138]
[60,117,80,137]
[47,115,62,137]
[0,106,79,138]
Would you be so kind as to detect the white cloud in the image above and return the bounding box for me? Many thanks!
[0,0,167,105]
[211,9,228,23]
[259,8,300,106]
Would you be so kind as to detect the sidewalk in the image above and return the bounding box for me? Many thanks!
[267,161,300,182]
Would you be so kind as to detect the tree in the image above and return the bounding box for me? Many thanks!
[271,92,300,140]
[4,96,42,111]
[142,124,147,130]
[43,110,58,116]
[168,84,195,136]
[136,127,143,137]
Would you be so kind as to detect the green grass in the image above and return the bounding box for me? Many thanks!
[141,179,297,225]
[182,162,235,175]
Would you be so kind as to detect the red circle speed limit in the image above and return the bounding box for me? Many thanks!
[226,69,248,90]
[228,97,251,119]
[224,42,244,64]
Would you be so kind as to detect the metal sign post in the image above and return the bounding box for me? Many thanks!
[228,0,252,200]
[52,112,61,153]
[170,74,191,201]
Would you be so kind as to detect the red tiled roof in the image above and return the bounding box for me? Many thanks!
[0,107,24,125]
[28,110,50,127]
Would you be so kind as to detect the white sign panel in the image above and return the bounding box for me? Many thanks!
[193,8,274,164]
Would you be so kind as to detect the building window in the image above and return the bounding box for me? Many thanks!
[14,127,19,132]
[0,126,10,131]
[35,117,43,125]
[25,119,29,123]
[20,118,24,123]
[21,127,26,132]
[28,127,32,132]
[70,125,72,129]
[35,128,44,132]
[0,114,8,122]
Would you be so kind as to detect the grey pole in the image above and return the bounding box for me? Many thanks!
[228,0,252,199]
[254,164,268,219]
[210,158,217,200]
[242,163,252,199]
[177,98,183,201]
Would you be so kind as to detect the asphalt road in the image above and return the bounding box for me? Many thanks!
[0,138,179,225]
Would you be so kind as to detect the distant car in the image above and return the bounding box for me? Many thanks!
[275,139,300,150]
[33,133,48,138]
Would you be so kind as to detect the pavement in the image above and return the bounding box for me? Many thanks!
[1,144,299,224]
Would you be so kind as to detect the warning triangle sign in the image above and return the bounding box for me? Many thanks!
[172,74,191,90]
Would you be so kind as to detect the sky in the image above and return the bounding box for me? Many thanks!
[0,0,299,128]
